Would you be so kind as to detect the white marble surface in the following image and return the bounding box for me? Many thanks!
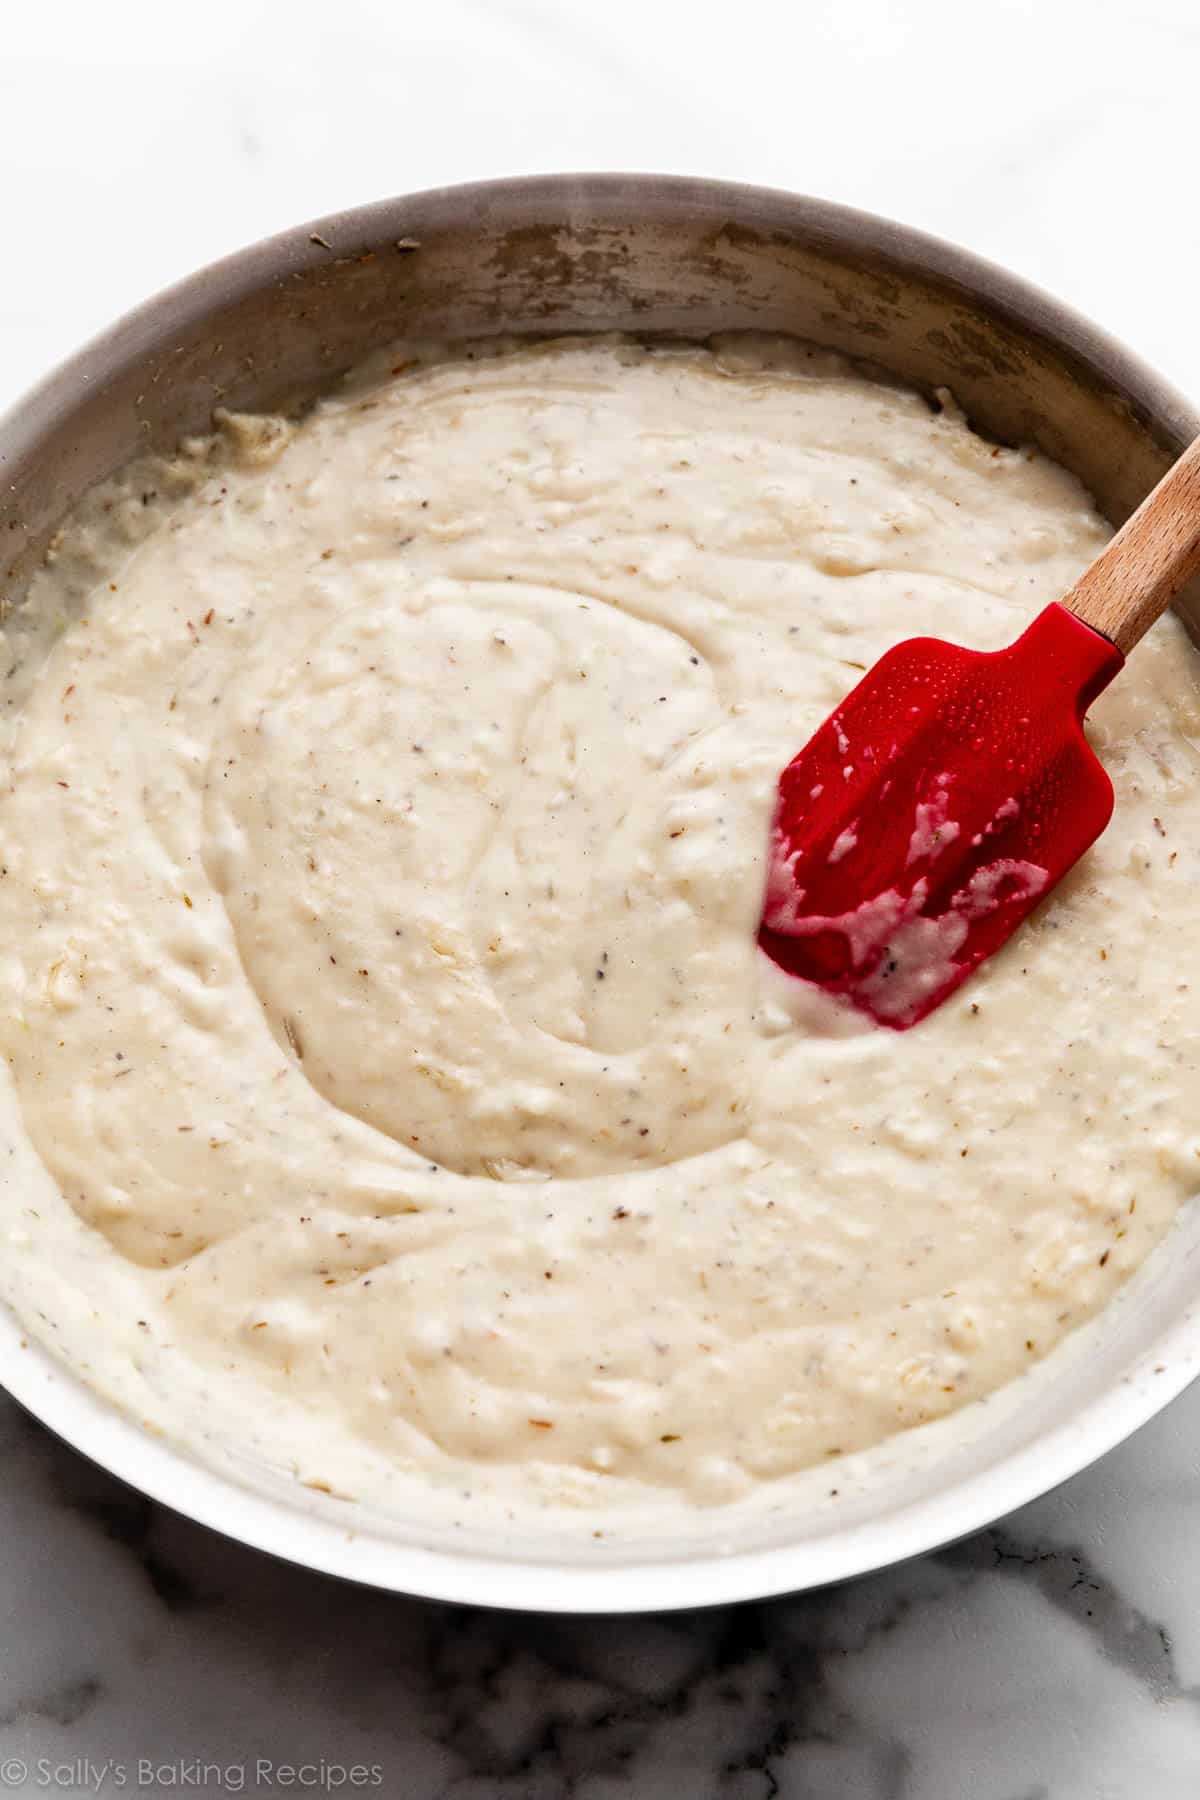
[2,1,1200,1793]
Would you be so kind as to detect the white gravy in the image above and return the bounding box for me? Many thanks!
[0,335,1197,1527]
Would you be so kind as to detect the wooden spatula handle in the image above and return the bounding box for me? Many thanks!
[1062,435,1200,655]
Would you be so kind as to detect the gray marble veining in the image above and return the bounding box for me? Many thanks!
[2,1385,1199,1797]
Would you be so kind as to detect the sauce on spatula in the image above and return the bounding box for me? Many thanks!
[760,435,1200,1027]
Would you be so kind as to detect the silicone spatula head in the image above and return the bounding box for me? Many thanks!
[758,432,1200,1028]
[758,604,1122,1027]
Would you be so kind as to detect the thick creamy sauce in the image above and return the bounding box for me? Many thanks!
[1,335,1198,1528]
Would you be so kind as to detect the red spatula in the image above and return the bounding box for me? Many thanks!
[759,436,1200,1029]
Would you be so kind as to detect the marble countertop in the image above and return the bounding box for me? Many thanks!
[2,1,1200,1793]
